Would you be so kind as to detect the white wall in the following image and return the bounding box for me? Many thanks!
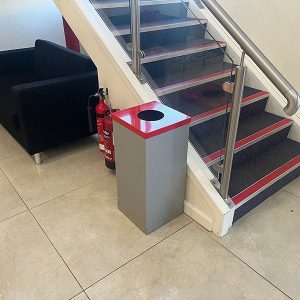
[216,0,300,92]
[0,0,65,51]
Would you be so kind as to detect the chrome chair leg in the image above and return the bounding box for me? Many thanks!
[34,153,42,165]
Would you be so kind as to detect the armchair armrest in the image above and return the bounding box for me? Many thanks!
[11,71,98,154]
[12,71,98,99]
[0,48,35,75]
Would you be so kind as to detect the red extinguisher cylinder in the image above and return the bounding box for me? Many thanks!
[88,87,117,170]
[95,90,109,153]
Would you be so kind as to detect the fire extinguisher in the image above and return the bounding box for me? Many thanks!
[103,111,115,169]
[88,88,118,170]
[87,88,109,153]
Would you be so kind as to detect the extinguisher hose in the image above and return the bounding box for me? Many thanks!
[87,94,99,133]
[105,88,113,112]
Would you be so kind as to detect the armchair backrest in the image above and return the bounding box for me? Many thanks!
[34,40,96,80]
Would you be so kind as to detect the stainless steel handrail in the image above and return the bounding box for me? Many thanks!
[201,0,300,116]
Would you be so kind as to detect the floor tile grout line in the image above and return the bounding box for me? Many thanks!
[84,290,91,300]
[68,290,91,300]
[68,291,85,300]
[27,210,86,293]
[84,220,194,292]
[282,188,300,200]
[29,179,104,210]
[0,166,104,226]
[0,156,112,211]
[0,166,30,224]
[0,209,29,224]
[2,173,86,295]
[201,229,294,300]
[0,161,105,211]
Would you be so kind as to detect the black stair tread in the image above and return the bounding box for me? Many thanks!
[229,139,300,198]
[190,111,287,158]
[142,38,225,58]
[146,61,233,92]
[160,78,264,118]
[111,14,204,35]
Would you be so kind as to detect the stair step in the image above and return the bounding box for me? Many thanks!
[151,62,234,96]
[117,21,207,51]
[191,112,292,166]
[160,79,269,124]
[92,0,189,9]
[111,17,207,36]
[229,139,300,221]
[142,39,226,63]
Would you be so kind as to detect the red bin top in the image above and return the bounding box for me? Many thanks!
[112,101,191,139]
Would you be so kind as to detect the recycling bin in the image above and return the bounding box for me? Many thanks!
[112,101,191,234]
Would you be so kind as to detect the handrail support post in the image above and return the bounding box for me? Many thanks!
[130,0,145,83]
[219,63,247,202]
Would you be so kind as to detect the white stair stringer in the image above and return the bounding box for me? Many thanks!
[185,144,234,237]
[54,0,157,110]
[54,0,234,237]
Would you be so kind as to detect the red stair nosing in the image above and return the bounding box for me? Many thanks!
[203,118,293,166]
[233,154,300,207]
[191,90,269,124]
[155,68,235,96]
[113,18,207,36]
[142,41,227,63]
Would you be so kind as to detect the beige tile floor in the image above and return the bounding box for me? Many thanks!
[0,124,299,300]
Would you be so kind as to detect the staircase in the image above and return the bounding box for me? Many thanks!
[55,0,300,234]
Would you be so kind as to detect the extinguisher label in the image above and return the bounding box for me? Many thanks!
[96,118,105,153]
[103,112,116,168]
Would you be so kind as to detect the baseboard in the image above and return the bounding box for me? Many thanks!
[184,201,213,231]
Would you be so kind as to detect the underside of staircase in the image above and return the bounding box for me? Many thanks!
[60,0,300,233]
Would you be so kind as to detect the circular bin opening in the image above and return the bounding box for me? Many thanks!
[137,110,164,121]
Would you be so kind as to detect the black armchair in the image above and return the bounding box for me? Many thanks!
[0,40,98,163]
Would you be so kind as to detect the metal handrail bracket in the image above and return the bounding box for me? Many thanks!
[201,0,300,116]
[130,0,145,83]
